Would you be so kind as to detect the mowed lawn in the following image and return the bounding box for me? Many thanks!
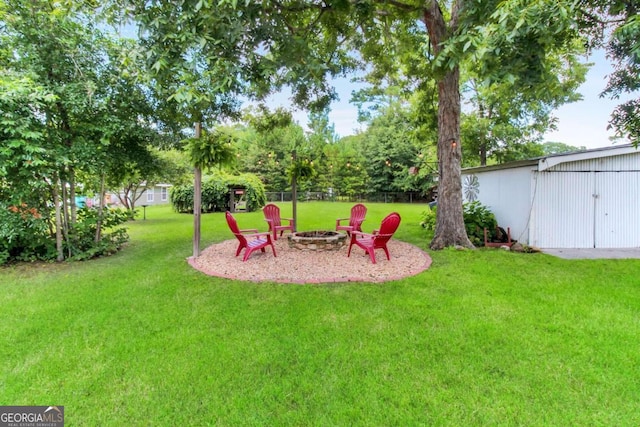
[1,202,639,426]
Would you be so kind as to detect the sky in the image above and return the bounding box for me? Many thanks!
[542,50,632,149]
[283,49,636,150]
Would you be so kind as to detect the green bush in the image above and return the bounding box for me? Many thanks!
[169,185,194,213]
[201,179,229,212]
[170,171,266,213]
[419,201,497,246]
[0,201,54,264]
[66,207,132,261]
[463,201,497,246]
[419,206,437,232]
[0,203,131,265]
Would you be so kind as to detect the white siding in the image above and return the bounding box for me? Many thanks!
[465,166,535,244]
[531,171,595,248]
[594,172,640,248]
[532,157,640,248]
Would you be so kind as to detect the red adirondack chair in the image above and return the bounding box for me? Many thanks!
[336,203,367,236]
[262,203,295,240]
[226,211,277,261]
[347,212,401,264]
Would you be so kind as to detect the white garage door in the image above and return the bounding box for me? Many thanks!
[533,171,640,248]
[534,171,594,248]
[595,171,640,248]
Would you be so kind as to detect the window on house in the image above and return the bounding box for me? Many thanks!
[147,189,154,202]
[161,187,168,201]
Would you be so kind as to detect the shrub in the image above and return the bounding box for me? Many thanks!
[463,201,497,246]
[201,179,229,212]
[170,171,266,213]
[0,203,131,265]
[169,185,194,213]
[66,207,132,261]
[419,206,437,232]
[0,201,55,264]
[419,201,497,246]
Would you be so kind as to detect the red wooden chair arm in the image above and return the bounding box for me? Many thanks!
[336,218,350,228]
[350,230,372,239]
[239,228,259,234]
[373,233,394,239]
[239,231,272,240]
[352,230,393,239]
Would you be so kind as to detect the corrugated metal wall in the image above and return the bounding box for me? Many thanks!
[594,171,640,247]
[550,152,640,172]
[470,167,535,244]
[531,152,640,248]
[532,171,595,247]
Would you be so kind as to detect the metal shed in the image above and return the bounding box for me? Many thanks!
[461,144,640,248]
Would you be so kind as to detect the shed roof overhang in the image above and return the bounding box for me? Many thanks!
[537,144,638,171]
[462,144,638,174]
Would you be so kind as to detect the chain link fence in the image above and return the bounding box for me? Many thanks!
[266,191,432,204]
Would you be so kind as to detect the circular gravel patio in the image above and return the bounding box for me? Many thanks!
[189,237,432,284]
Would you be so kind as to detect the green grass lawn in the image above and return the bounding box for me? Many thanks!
[2,202,639,425]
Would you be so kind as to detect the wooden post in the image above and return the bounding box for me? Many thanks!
[291,150,297,232]
[193,122,202,258]
[229,189,236,213]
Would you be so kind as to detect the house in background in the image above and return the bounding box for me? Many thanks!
[140,183,171,206]
[461,144,640,249]
[108,183,172,207]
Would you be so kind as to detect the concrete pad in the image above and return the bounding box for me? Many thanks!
[542,248,640,260]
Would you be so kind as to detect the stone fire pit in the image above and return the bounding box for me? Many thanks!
[287,230,348,251]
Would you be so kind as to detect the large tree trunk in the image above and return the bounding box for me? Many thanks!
[424,0,474,250]
[430,68,473,249]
